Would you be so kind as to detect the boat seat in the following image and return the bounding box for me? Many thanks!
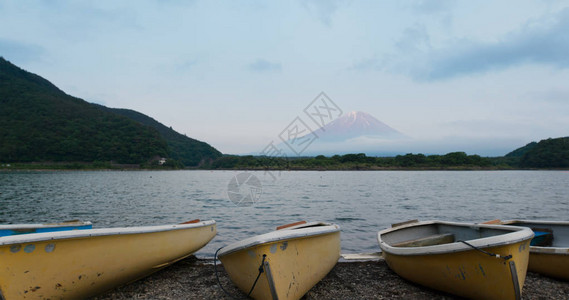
[393,233,455,247]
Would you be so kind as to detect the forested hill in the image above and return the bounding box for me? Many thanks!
[0,57,220,166]
[99,107,222,166]
[505,141,537,158]
[508,137,569,168]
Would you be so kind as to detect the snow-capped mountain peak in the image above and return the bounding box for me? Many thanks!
[315,111,403,140]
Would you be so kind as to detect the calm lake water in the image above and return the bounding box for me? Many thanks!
[1,170,568,258]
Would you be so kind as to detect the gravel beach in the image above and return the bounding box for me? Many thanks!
[93,255,569,299]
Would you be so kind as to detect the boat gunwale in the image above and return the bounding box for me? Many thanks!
[502,219,569,227]
[217,222,340,257]
[528,246,569,255]
[502,219,569,255]
[0,220,216,245]
[377,220,534,256]
[0,221,93,230]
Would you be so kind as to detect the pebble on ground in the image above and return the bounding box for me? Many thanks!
[92,256,569,300]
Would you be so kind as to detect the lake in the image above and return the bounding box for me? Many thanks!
[1,170,568,258]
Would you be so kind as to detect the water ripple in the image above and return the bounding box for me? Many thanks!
[0,170,568,258]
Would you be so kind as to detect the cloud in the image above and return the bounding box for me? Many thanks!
[395,24,431,53]
[443,119,536,137]
[351,56,380,72]
[351,24,431,72]
[379,7,569,81]
[410,0,455,14]
[301,0,344,26]
[523,88,569,104]
[0,39,45,63]
[30,1,143,42]
[290,135,525,157]
[176,60,198,72]
[248,59,282,72]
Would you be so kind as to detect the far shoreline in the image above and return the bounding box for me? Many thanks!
[2,165,567,172]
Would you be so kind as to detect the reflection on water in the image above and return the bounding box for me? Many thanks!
[0,170,568,258]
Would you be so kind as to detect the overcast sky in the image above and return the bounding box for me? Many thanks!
[1,1,569,156]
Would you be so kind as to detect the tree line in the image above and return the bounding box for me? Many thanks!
[210,152,500,170]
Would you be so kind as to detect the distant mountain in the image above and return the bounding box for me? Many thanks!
[312,111,405,141]
[276,110,407,156]
[0,57,220,166]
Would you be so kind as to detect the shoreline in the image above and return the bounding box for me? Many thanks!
[2,166,564,172]
[93,256,569,300]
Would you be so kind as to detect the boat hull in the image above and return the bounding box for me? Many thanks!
[378,220,534,300]
[527,250,569,280]
[219,223,340,300]
[501,220,569,281]
[382,241,530,300]
[0,221,216,299]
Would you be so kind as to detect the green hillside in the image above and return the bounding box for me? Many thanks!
[100,107,222,166]
[518,137,569,168]
[505,141,538,158]
[0,57,220,166]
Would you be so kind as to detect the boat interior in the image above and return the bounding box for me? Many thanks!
[276,221,330,231]
[382,222,520,248]
[0,221,92,237]
[507,221,569,248]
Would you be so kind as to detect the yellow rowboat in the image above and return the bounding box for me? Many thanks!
[377,220,534,300]
[491,220,569,281]
[0,220,92,237]
[0,219,216,299]
[217,221,340,300]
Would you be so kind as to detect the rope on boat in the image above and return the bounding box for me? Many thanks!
[458,240,512,261]
[214,247,240,299]
[213,248,267,299]
[248,254,267,296]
